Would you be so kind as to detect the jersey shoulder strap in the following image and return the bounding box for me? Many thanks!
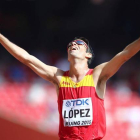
[86,69,94,75]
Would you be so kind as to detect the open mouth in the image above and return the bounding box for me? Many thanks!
[72,48,76,50]
[71,47,77,51]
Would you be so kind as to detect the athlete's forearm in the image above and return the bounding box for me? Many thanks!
[123,38,140,59]
[0,33,29,63]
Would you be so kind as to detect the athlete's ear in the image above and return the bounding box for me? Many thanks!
[85,52,92,59]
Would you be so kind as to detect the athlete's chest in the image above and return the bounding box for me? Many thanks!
[59,69,95,98]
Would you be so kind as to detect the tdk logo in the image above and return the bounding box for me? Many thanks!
[66,101,71,107]
[66,99,89,107]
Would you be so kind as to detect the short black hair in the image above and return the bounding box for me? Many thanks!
[74,37,94,66]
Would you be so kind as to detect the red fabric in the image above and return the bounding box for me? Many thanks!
[57,69,106,140]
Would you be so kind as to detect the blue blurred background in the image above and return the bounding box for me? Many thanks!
[0,0,140,140]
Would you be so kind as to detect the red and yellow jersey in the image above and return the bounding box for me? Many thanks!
[58,69,106,140]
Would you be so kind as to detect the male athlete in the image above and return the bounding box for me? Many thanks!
[0,33,140,140]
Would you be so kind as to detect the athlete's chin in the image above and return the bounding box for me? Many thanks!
[69,51,77,55]
[68,54,79,60]
[69,52,79,57]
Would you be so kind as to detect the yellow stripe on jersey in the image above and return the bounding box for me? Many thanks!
[59,74,95,88]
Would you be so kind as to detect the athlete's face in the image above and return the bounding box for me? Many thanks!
[67,40,88,50]
[67,40,91,62]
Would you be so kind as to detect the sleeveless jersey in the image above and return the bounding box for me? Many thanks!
[58,69,106,140]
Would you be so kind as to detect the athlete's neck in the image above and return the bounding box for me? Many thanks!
[69,62,89,80]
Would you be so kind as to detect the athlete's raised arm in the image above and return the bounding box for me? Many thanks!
[92,38,140,99]
[0,33,63,84]
[96,38,140,82]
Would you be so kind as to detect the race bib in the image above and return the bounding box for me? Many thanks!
[62,98,93,127]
